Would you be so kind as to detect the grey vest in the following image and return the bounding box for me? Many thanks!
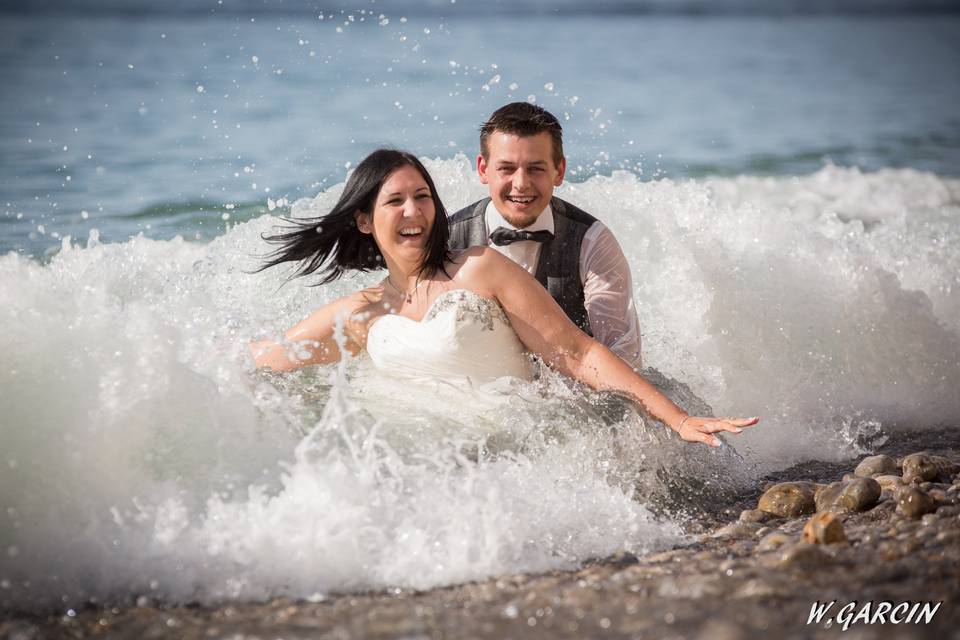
[447,197,597,335]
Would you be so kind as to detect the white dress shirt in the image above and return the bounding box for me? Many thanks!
[484,201,642,368]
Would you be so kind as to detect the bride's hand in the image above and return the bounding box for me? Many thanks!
[675,416,760,448]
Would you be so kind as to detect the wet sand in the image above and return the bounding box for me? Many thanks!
[4,428,959,640]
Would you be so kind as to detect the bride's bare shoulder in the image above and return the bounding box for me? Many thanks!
[323,286,390,341]
[304,286,385,325]
[446,248,522,295]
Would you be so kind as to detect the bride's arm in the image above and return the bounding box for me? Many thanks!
[250,293,365,372]
[473,249,758,447]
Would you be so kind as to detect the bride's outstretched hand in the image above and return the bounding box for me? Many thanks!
[675,416,760,448]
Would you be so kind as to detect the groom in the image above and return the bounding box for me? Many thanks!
[448,102,642,367]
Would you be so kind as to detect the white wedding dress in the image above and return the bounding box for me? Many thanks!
[365,289,535,386]
[346,289,538,447]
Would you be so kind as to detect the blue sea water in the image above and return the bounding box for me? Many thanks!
[2,2,960,612]
[1,7,958,255]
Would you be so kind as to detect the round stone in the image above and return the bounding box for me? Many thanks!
[896,487,936,519]
[814,478,881,513]
[854,454,898,478]
[802,512,847,545]
[901,453,939,484]
[901,453,959,484]
[758,482,816,518]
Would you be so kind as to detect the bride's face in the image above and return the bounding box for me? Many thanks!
[357,165,436,264]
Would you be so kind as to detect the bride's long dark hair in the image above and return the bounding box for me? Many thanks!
[258,149,450,284]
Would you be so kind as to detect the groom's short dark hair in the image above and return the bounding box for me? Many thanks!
[480,102,564,167]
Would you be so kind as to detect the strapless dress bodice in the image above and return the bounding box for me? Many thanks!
[365,289,534,386]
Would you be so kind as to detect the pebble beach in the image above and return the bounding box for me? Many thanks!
[6,427,958,640]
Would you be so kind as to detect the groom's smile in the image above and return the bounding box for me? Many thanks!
[477,131,566,229]
[505,194,537,207]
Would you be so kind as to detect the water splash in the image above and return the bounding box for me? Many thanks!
[2,159,958,611]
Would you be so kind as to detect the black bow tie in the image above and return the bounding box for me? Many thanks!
[489,227,553,246]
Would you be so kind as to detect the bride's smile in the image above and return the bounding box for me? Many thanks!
[355,165,436,269]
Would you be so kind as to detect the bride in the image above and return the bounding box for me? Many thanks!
[251,149,758,447]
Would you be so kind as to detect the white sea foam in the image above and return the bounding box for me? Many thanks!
[1,159,958,611]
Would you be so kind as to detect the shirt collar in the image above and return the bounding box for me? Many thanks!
[484,199,555,235]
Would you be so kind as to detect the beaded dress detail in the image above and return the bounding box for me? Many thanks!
[366,289,534,385]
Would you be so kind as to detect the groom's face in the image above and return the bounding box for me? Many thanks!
[477,131,566,229]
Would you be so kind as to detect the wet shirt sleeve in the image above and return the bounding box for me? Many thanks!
[579,221,642,368]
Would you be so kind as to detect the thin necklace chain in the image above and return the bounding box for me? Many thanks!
[384,276,427,303]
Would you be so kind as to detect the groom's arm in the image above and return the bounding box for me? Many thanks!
[580,222,642,368]
[469,247,758,448]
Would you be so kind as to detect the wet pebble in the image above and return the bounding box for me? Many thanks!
[814,478,881,514]
[854,454,898,477]
[873,474,903,491]
[758,482,816,518]
[896,487,936,519]
[935,505,960,518]
[900,452,936,483]
[901,453,959,484]
[801,512,847,545]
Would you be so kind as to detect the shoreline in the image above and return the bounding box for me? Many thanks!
[5,427,959,639]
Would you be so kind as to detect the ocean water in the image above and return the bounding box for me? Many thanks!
[3,8,959,256]
[2,3,960,613]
